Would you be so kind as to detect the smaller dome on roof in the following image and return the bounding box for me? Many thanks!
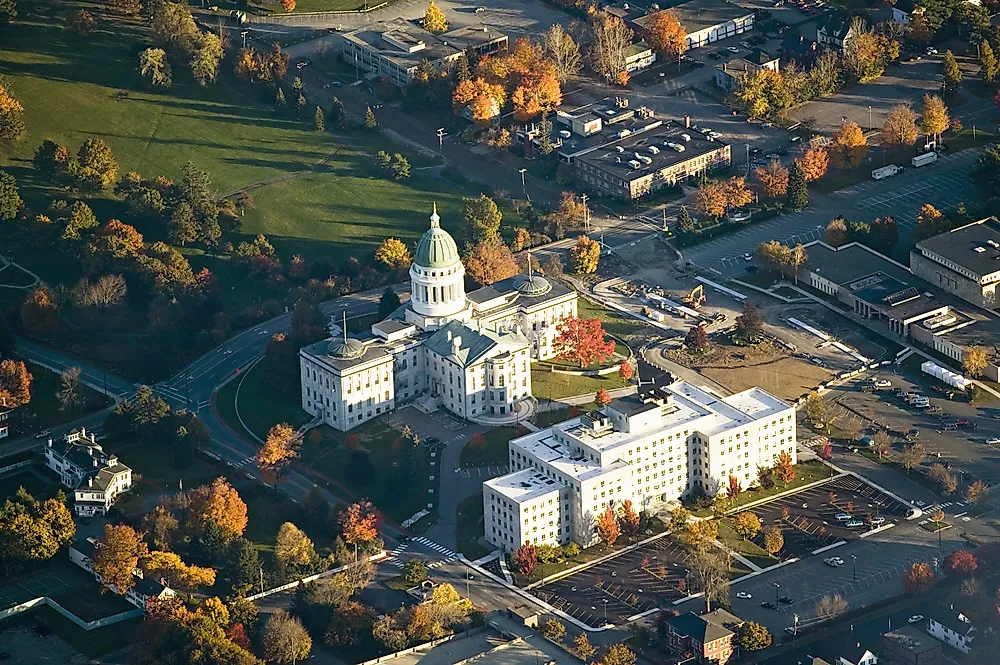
[515,275,552,297]
[329,338,366,360]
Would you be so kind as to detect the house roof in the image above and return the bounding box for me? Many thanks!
[818,13,852,38]
[664,610,742,643]
[838,643,877,664]
[914,218,1000,280]
[929,608,976,636]
[745,48,777,65]
[84,463,131,491]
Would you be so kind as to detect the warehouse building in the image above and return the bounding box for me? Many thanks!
[910,218,1000,311]
[342,19,508,87]
[633,0,756,50]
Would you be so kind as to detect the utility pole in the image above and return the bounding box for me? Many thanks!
[241,30,248,49]
[518,168,527,201]
[580,194,590,233]
[437,128,446,151]
[851,554,857,582]
[259,566,264,594]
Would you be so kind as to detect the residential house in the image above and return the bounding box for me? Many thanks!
[624,41,656,73]
[781,34,818,68]
[663,609,744,665]
[928,608,975,654]
[835,643,879,665]
[883,626,943,665]
[817,14,855,51]
[715,49,781,91]
[0,397,11,439]
[69,537,175,610]
[44,428,133,517]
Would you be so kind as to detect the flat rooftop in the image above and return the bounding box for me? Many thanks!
[635,0,755,36]
[915,218,1000,280]
[574,122,728,181]
[485,468,563,503]
[884,626,943,655]
[344,19,505,70]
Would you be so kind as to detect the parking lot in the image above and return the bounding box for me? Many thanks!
[746,475,912,559]
[533,536,693,628]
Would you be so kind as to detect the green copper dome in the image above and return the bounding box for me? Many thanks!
[413,205,461,269]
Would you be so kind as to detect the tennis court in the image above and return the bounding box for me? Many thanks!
[0,568,84,611]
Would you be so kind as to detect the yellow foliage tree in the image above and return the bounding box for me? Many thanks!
[920,94,949,138]
[829,122,868,169]
[423,1,448,34]
[375,237,412,270]
[644,10,687,58]
[143,550,217,592]
[795,146,829,181]
[881,104,919,148]
[569,235,601,274]
[256,423,302,473]
[754,159,789,197]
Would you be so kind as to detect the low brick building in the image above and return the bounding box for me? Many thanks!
[663,610,743,665]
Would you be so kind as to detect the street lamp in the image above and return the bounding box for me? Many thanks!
[437,128,446,151]
[602,599,608,623]
[851,554,857,582]
[466,572,473,599]
[868,105,872,132]
[773,582,780,605]
[518,168,529,202]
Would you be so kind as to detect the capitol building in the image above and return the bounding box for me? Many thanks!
[299,207,578,430]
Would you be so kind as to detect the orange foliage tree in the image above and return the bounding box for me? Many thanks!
[553,317,616,368]
[617,499,640,537]
[773,450,796,486]
[256,423,302,474]
[340,500,380,552]
[795,146,829,181]
[595,507,620,547]
[643,10,687,58]
[476,38,563,120]
[187,477,248,540]
[595,388,611,406]
[452,78,505,122]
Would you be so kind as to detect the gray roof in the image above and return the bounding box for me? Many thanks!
[424,321,526,368]
[485,273,573,309]
[608,396,660,417]
[914,218,1000,280]
[83,463,130,492]
[664,610,741,644]
[929,608,976,636]
[745,48,777,66]
[71,538,169,598]
[372,320,413,335]
[467,286,503,304]
[343,19,506,72]
[635,0,754,36]
[301,336,392,372]
[884,626,942,655]
[819,13,852,39]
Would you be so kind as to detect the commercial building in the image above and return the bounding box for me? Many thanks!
[44,428,133,517]
[910,218,1000,310]
[625,41,657,72]
[0,397,10,439]
[714,49,780,91]
[883,626,943,665]
[662,610,744,665]
[300,208,576,430]
[928,608,975,654]
[634,0,756,50]
[342,19,508,87]
[483,381,795,550]
[571,120,731,200]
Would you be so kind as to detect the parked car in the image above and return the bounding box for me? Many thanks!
[956,419,969,426]
[34,429,51,439]
[728,46,741,53]
[825,557,845,566]
[959,421,978,430]
[908,614,925,624]
[765,152,780,158]
[761,601,777,609]
[743,252,753,261]
[874,379,892,388]
[740,40,752,49]
[779,596,793,604]
[835,513,852,521]
[736,591,753,599]
[869,517,886,526]
[987,438,1000,445]
[846,519,865,528]
[926,47,938,55]
[906,429,920,439]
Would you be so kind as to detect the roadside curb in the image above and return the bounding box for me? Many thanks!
[822,460,925,521]
[812,540,848,554]
[859,523,896,539]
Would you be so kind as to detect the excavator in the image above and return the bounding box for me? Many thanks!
[683,284,705,309]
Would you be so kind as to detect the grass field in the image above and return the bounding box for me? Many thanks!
[20,362,113,430]
[456,493,490,561]
[578,298,645,338]
[229,360,311,441]
[530,368,629,401]
[459,427,515,468]
[717,520,778,570]
[689,460,836,517]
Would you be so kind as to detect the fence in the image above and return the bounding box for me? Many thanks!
[244,551,387,602]
[0,458,34,476]
[355,626,486,665]
[0,596,143,629]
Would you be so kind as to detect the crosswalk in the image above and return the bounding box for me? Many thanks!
[384,536,461,570]
[412,536,460,559]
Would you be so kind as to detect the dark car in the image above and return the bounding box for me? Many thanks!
[779,596,793,604]
[960,421,979,430]
[761,601,777,609]
[423,437,442,448]
[906,429,920,439]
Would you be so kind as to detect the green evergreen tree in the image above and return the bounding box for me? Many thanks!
[227,537,262,596]
[275,87,286,108]
[390,154,410,180]
[313,106,325,131]
[980,41,998,82]
[537,115,554,155]
[787,161,808,211]
[330,97,347,130]
[0,0,17,23]
[379,285,402,317]
[0,170,22,221]
[943,50,963,90]
[363,106,377,130]
[677,205,695,238]
[455,54,471,82]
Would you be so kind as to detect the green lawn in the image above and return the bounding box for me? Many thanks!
[299,421,429,523]
[456,493,490,561]
[717,520,778,570]
[0,605,140,658]
[690,460,836,517]
[19,363,112,431]
[534,407,573,427]
[578,299,645,338]
[531,368,630,401]
[459,427,515,468]
[0,470,58,502]
[242,484,338,556]
[230,360,311,441]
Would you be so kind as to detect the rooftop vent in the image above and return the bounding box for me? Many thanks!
[988,240,1000,249]
[974,246,987,253]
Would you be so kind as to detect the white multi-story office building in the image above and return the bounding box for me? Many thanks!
[483,381,796,551]
[299,206,577,430]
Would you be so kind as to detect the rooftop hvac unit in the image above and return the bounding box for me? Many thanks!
[628,159,641,168]
[648,145,660,154]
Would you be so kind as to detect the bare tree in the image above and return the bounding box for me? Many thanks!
[57,366,83,411]
[543,24,582,82]
[72,274,128,309]
[899,443,927,474]
[589,12,634,82]
[689,548,729,612]
[814,593,848,621]
[840,417,863,442]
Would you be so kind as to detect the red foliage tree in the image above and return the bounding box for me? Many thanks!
[726,474,743,499]
[553,317,616,368]
[618,362,633,381]
[469,432,486,452]
[944,550,979,577]
[595,389,611,407]
[595,507,620,548]
[617,499,640,537]
[227,623,252,650]
[818,442,832,460]
[512,541,537,576]
[343,433,360,450]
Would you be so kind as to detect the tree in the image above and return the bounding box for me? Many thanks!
[552,317,615,368]
[0,170,20,222]
[423,1,448,33]
[733,512,762,541]
[805,391,828,429]
[543,618,566,642]
[281,0,295,10]
[403,559,427,585]
[825,216,849,247]
[796,146,829,182]
[511,73,562,121]
[980,41,998,82]
[920,94,949,141]
[731,68,789,118]
[966,479,989,504]
[677,205,696,243]
[829,122,868,169]
[0,0,16,23]
[644,10,686,58]
[962,346,989,377]
[773,450,795,487]
[191,33,224,86]
[942,50,963,90]
[786,161,808,210]
[187,477,248,540]
[55,366,82,411]
[275,522,316,568]
[340,500,380,555]
[138,48,172,87]
[108,0,141,15]
[512,541,537,576]
[928,463,958,494]
[618,362,633,381]
[869,216,899,254]
[814,593,848,621]
[590,12,634,83]
[76,138,119,191]
[463,238,518,286]
[151,0,199,54]
[92,524,148,595]
[462,194,502,245]
[257,423,302,473]
[0,84,25,142]
[684,520,719,549]
[20,286,59,338]
[881,104,919,148]
[378,285,402,319]
[740,622,772,651]
[542,24,582,82]
[685,325,709,353]
[913,203,948,242]
[263,609,312,664]
[670,506,690,531]
[142,550,216,592]
[762,525,783,556]
[944,550,978,576]
[899,443,926,474]
[0,489,75,573]
[569,235,601,274]
[67,9,95,37]
[694,182,728,218]
[603,644,636,665]
[142,505,179,551]
[375,238,411,270]
[690,548,729,612]
[726,474,743,500]
[617,499,640,537]
[753,159,789,197]
[373,615,408,652]
[168,202,199,246]
[0,360,31,407]
[452,78,505,121]
[364,106,377,129]
[902,562,936,594]
[326,600,376,648]
[595,507,621,547]
[733,302,764,344]
[390,154,410,180]
[574,633,597,661]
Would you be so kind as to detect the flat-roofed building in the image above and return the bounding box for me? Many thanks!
[883,626,943,665]
[484,381,795,550]
[342,19,508,87]
[911,218,1000,310]
[572,120,730,200]
[633,0,756,50]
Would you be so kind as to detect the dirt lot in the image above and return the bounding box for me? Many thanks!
[666,339,829,402]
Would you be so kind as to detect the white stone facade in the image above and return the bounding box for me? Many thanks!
[299,208,578,430]
[484,381,796,551]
